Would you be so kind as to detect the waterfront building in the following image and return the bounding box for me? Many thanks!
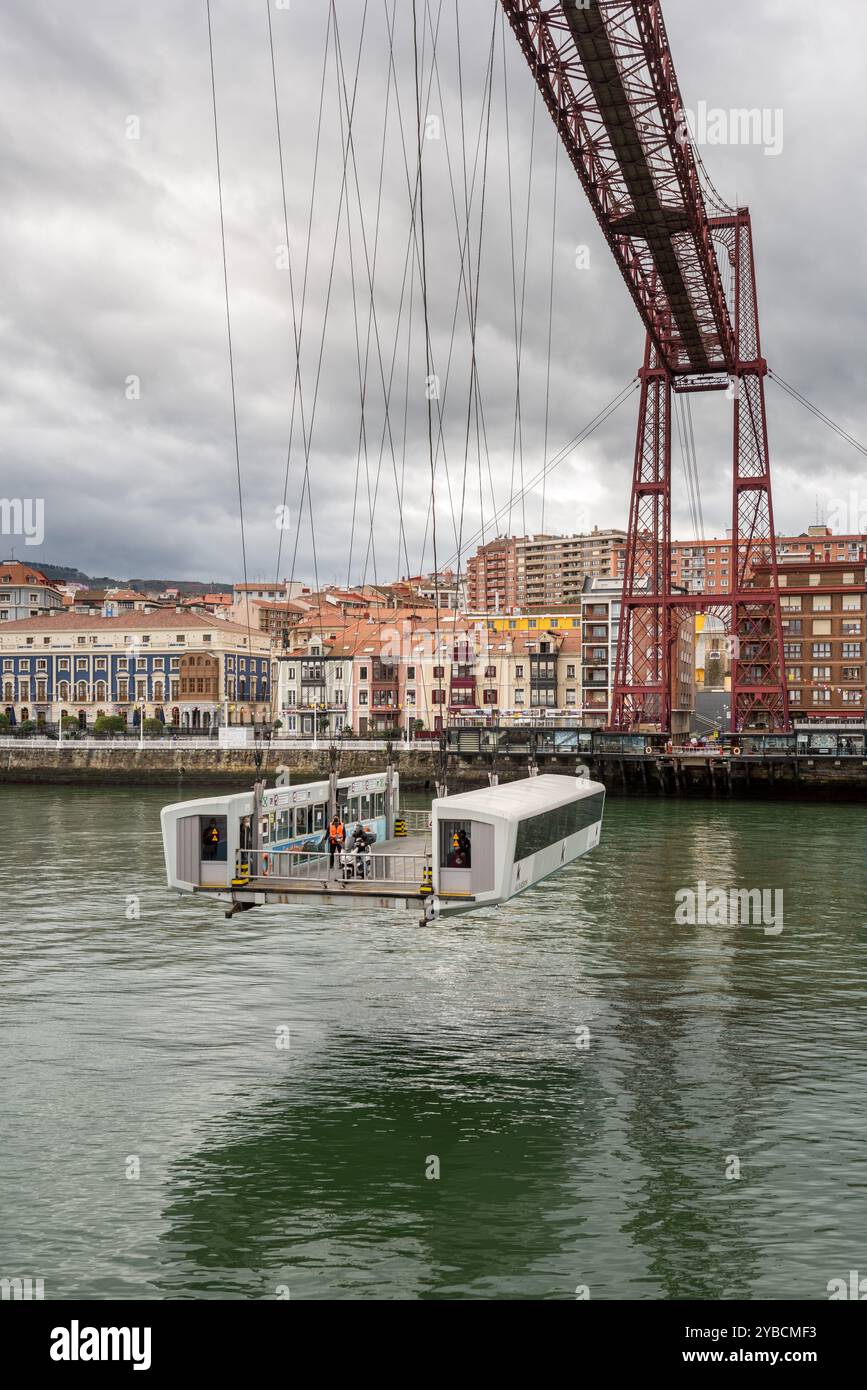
[669,525,867,594]
[579,576,695,734]
[275,628,355,738]
[465,606,583,636]
[0,611,272,729]
[579,577,624,727]
[467,530,626,612]
[0,561,65,623]
[751,556,866,718]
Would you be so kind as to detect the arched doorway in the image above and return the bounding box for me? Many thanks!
[171,706,180,727]
[192,708,201,730]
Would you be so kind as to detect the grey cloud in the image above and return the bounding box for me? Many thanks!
[0,0,864,583]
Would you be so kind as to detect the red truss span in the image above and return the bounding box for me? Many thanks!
[501,0,789,732]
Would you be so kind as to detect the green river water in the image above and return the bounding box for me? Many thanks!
[1,783,865,1300]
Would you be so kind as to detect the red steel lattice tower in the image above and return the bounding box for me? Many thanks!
[501,0,789,732]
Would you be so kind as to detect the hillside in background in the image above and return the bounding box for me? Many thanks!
[32,563,232,596]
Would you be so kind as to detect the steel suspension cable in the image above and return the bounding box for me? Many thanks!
[205,0,253,664]
[768,372,867,459]
[441,377,639,570]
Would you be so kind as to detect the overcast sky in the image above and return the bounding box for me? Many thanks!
[1,0,865,585]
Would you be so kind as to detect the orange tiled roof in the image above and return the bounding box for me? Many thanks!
[0,561,52,586]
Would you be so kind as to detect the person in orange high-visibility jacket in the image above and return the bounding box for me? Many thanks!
[327,816,345,868]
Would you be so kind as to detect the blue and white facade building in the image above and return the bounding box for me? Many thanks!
[0,611,273,728]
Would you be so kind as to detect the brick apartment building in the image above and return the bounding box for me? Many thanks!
[671,526,867,594]
[467,529,626,611]
[751,557,866,718]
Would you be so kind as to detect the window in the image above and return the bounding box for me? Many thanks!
[842,643,862,659]
[515,665,524,678]
[842,572,856,585]
[811,667,831,680]
[842,667,861,682]
[812,689,831,704]
[360,666,368,680]
[483,689,497,704]
[786,668,801,682]
[812,596,831,612]
[842,689,862,703]
[431,689,445,704]
[439,820,472,869]
[811,644,831,659]
[812,620,832,636]
[783,644,801,660]
[514,793,604,861]
[788,688,801,704]
[842,621,862,636]
[842,595,861,611]
[514,689,524,704]
[433,666,444,679]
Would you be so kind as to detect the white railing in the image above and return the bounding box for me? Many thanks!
[0,736,425,752]
[236,847,429,887]
[399,808,432,831]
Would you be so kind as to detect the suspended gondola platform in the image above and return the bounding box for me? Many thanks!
[161,768,605,924]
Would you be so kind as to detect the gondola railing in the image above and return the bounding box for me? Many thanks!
[235,848,431,888]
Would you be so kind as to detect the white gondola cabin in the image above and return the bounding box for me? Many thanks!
[160,769,603,922]
[429,774,604,916]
